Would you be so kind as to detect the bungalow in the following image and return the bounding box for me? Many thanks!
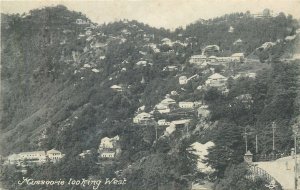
[100,151,115,158]
[160,98,176,106]
[155,104,170,113]
[179,102,194,109]
[76,19,89,25]
[163,65,178,71]
[79,150,92,158]
[99,136,119,150]
[18,151,47,163]
[133,112,153,124]
[285,35,296,41]
[231,53,245,62]
[98,136,121,159]
[46,149,64,162]
[189,55,207,64]
[179,76,188,85]
[6,149,64,165]
[161,38,173,46]
[170,119,191,128]
[216,57,232,63]
[228,26,234,33]
[136,60,148,67]
[110,85,123,92]
[157,119,171,126]
[171,119,191,126]
[205,73,227,89]
[233,39,243,46]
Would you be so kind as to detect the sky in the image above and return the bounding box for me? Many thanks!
[1,0,300,29]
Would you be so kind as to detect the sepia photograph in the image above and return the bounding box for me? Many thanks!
[0,0,300,189]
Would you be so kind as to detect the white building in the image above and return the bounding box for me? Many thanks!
[161,38,173,46]
[76,19,89,25]
[170,119,191,128]
[155,104,171,113]
[46,149,64,162]
[133,112,153,124]
[228,26,234,33]
[136,60,148,67]
[189,55,207,64]
[157,119,171,126]
[163,65,178,71]
[160,98,176,106]
[179,102,194,109]
[79,150,92,158]
[18,151,47,163]
[100,152,115,158]
[179,76,188,85]
[205,73,228,89]
[110,85,123,92]
[98,136,120,159]
[233,39,243,46]
[5,149,64,165]
[231,53,245,62]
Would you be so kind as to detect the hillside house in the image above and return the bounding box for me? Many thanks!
[198,105,210,119]
[216,57,232,63]
[161,98,176,105]
[76,19,89,25]
[5,149,64,165]
[46,149,64,162]
[157,119,171,126]
[133,112,153,124]
[179,76,188,85]
[161,38,173,46]
[205,73,228,89]
[170,119,191,129]
[203,45,220,56]
[179,102,194,109]
[228,26,234,33]
[136,60,148,67]
[17,151,47,164]
[155,104,170,113]
[285,35,296,41]
[98,136,121,159]
[258,42,276,51]
[101,151,115,158]
[79,150,92,158]
[110,85,123,92]
[231,53,245,62]
[233,39,243,46]
[163,65,178,71]
[189,55,207,66]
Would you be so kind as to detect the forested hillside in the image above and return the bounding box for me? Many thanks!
[1,5,300,190]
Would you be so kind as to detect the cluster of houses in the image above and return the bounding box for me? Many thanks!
[78,136,121,160]
[133,96,211,128]
[4,149,64,166]
[189,52,245,68]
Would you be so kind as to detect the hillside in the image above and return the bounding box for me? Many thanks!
[1,5,300,190]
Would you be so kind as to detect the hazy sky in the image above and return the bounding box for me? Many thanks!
[1,0,300,29]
